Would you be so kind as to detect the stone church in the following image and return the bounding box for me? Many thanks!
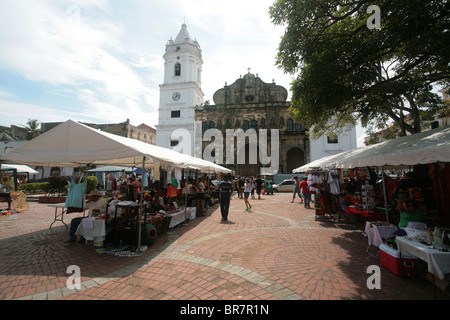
[195,70,309,176]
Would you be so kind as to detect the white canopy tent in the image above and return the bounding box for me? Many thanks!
[0,164,39,175]
[88,166,135,173]
[294,126,450,172]
[331,126,450,169]
[293,153,344,173]
[0,119,231,251]
[0,119,231,174]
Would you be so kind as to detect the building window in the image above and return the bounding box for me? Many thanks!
[171,110,181,118]
[202,121,207,133]
[251,120,258,130]
[327,136,338,144]
[243,120,249,131]
[226,118,231,128]
[287,119,294,131]
[279,117,285,126]
[50,167,61,177]
[170,140,179,147]
[271,117,276,126]
[209,121,215,129]
[175,63,181,76]
[295,122,302,131]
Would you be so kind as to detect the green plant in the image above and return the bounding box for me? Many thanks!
[86,176,98,194]
[47,176,69,193]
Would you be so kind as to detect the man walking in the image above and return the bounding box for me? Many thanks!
[219,174,234,222]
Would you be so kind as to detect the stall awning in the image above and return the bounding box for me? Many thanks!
[0,164,39,174]
[0,120,231,174]
[293,126,450,171]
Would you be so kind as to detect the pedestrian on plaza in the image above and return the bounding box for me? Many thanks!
[243,178,252,211]
[238,176,245,199]
[300,177,311,208]
[250,176,256,199]
[291,176,303,203]
[219,174,234,222]
[255,175,263,199]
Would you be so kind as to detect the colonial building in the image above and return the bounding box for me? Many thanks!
[195,70,309,176]
[41,119,156,145]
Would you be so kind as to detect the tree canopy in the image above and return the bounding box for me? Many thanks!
[269,0,450,138]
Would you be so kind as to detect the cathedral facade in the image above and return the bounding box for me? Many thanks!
[195,70,309,176]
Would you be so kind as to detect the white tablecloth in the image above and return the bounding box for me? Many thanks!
[396,236,450,280]
[168,210,186,228]
[167,207,196,228]
[75,217,106,241]
[186,207,196,220]
[364,221,397,247]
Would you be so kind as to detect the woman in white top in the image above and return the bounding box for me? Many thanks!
[243,178,252,211]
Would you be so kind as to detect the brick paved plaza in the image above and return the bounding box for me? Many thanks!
[0,192,448,302]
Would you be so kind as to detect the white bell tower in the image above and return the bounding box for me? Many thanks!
[156,24,204,156]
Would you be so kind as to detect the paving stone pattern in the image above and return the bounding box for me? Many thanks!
[0,192,447,300]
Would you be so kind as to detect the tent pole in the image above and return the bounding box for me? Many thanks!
[381,166,390,224]
[183,168,189,225]
[137,156,145,253]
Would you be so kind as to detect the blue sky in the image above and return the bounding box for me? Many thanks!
[0,0,367,146]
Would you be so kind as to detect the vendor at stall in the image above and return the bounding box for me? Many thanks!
[64,190,107,243]
[398,199,426,228]
[149,192,164,211]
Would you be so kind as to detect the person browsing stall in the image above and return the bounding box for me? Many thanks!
[300,177,310,208]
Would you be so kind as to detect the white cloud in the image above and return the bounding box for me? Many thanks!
[0,0,158,127]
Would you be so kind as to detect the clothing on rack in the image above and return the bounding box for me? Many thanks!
[65,178,87,208]
[327,170,340,195]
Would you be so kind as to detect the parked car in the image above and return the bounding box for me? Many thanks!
[273,179,296,192]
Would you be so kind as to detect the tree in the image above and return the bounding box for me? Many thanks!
[25,119,40,140]
[269,0,450,138]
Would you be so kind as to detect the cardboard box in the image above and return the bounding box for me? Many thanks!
[379,244,418,278]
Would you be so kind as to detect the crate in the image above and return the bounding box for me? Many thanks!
[379,244,418,278]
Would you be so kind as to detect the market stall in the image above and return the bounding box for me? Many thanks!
[293,126,450,294]
[294,126,450,223]
[0,120,231,252]
[0,166,30,213]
